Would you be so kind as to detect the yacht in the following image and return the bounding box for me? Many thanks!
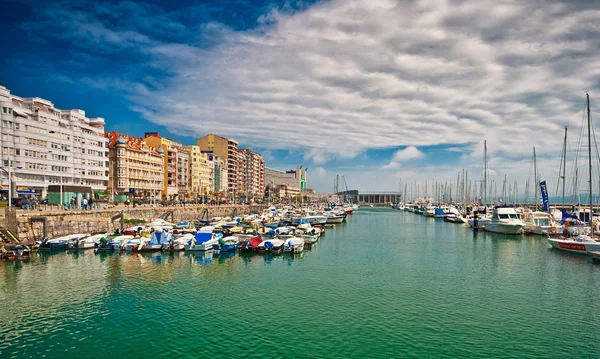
[484,206,524,235]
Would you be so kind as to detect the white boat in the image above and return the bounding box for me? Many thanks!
[305,215,327,225]
[484,206,523,235]
[548,235,600,254]
[325,214,344,224]
[523,211,562,235]
[184,231,223,251]
[284,237,305,253]
[424,205,436,217]
[72,233,102,249]
[147,218,175,231]
[303,234,319,245]
[258,238,285,252]
[140,227,171,251]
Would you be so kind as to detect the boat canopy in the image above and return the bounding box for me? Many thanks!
[194,231,213,244]
[249,236,263,247]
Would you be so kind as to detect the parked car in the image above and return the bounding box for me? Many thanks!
[11,198,35,209]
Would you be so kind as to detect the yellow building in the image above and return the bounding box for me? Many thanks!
[185,145,213,197]
[143,132,179,199]
[196,133,239,195]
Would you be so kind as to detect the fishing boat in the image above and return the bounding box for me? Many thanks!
[484,206,523,235]
[284,237,305,253]
[184,230,223,251]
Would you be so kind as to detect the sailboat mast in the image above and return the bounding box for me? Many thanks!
[562,127,568,208]
[484,140,487,207]
[587,93,593,228]
[534,147,538,211]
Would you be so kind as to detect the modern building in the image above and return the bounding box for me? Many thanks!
[196,133,239,195]
[205,152,227,194]
[0,85,109,201]
[239,148,265,198]
[265,165,307,191]
[105,132,164,202]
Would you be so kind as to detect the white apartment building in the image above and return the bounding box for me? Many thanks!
[0,85,109,196]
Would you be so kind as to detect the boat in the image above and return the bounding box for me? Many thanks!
[184,231,223,251]
[305,214,327,225]
[259,238,285,253]
[303,234,319,245]
[37,234,87,250]
[213,236,240,252]
[1,244,31,260]
[167,234,191,251]
[174,221,196,233]
[284,237,305,253]
[239,236,264,252]
[434,207,446,218]
[523,211,562,236]
[548,235,600,254]
[484,206,523,235]
[147,218,175,231]
[139,227,171,251]
[424,205,436,217]
[95,235,132,251]
[72,233,106,249]
[325,214,344,224]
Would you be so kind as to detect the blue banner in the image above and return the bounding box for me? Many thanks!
[540,180,550,213]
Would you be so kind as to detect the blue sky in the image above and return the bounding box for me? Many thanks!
[2,0,600,195]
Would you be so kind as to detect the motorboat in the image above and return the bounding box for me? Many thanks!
[548,235,600,254]
[95,235,133,251]
[434,207,446,218]
[174,221,196,233]
[523,211,562,236]
[185,231,223,251]
[484,206,523,235]
[72,233,106,249]
[147,218,175,231]
[167,234,192,251]
[303,234,319,245]
[424,205,436,217]
[304,215,327,225]
[325,214,344,224]
[239,236,263,253]
[37,234,87,251]
[259,238,285,252]
[1,244,31,260]
[284,237,305,253]
[213,236,240,252]
[139,227,171,251]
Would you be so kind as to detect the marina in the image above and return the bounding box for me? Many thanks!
[1,207,599,358]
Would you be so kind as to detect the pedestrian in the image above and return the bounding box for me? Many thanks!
[88,197,94,210]
[82,197,88,210]
[70,196,76,210]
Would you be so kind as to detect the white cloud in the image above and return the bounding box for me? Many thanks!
[380,161,401,171]
[312,167,327,177]
[25,0,600,191]
[393,146,425,162]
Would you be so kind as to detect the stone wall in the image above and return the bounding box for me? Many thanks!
[14,205,267,243]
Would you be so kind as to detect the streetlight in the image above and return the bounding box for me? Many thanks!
[48,130,64,210]
[0,165,24,207]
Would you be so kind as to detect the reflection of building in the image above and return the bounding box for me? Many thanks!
[0,85,109,197]
[105,132,164,201]
[265,165,307,191]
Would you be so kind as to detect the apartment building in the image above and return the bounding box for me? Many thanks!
[196,133,239,194]
[0,85,108,198]
[185,145,214,197]
[143,132,179,199]
[240,149,265,198]
[105,132,164,201]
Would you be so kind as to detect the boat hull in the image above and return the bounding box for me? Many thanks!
[548,238,588,254]
[326,217,344,224]
[484,223,523,235]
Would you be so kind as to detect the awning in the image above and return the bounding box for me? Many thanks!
[12,108,29,118]
[16,190,39,195]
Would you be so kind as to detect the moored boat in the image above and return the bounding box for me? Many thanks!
[484,206,523,235]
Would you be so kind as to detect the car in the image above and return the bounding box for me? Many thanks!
[10,198,35,209]
[39,198,49,205]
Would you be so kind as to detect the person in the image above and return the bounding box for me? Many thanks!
[88,197,93,210]
[70,196,76,210]
[82,197,88,210]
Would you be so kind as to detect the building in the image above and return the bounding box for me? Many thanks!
[239,148,265,198]
[105,132,164,202]
[177,146,190,198]
[205,152,227,194]
[0,85,109,200]
[143,132,180,199]
[185,145,213,198]
[275,184,301,199]
[196,134,239,195]
[265,165,307,191]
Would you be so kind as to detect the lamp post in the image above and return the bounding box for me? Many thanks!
[48,130,63,210]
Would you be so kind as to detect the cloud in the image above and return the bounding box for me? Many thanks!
[380,161,401,171]
[393,146,425,162]
[312,166,327,177]
[18,0,600,191]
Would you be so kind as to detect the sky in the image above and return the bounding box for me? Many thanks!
[1,0,600,196]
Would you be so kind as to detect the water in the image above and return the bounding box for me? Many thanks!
[1,208,599,358]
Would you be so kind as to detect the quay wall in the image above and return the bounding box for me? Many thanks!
[12,205,268,243]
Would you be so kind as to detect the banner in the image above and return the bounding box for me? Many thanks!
[540,180,550,213]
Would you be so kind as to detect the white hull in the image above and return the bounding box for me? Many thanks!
[185,238,219,251]
[484,223,523,235]
[326,217,344,224]
[548,238,589,254]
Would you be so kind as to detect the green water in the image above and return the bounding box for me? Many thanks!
[1,208,599,358]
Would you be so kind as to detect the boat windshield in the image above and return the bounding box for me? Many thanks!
[508,214,519,219]
[499,214,509,219]
[536,218,550,226]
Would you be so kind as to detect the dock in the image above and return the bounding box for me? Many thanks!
[589,251,600,264]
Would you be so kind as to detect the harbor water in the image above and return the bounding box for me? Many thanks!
[1,208,599,358]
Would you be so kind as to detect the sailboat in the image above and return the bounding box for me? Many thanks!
[549,93,600,253]
[468,140,491,228]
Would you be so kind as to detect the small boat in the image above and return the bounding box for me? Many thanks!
[37,234,87,251]
[284,237,305,253]
[174,221,196,233]
[259,238,285,253]
[305,215,327,225]
[483,206,523,235]
[303,234,319,245]
[523,211,562,236]
[147,218,175,231]
[325,214,344,224]
[213,236,240,252]
[239,236,263,253]
[185,231,223,251]
[167,234,192,251]
[72,234,106,249]
[139,227,171,251]
[95,235,132,251]
[1,244,31,260]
